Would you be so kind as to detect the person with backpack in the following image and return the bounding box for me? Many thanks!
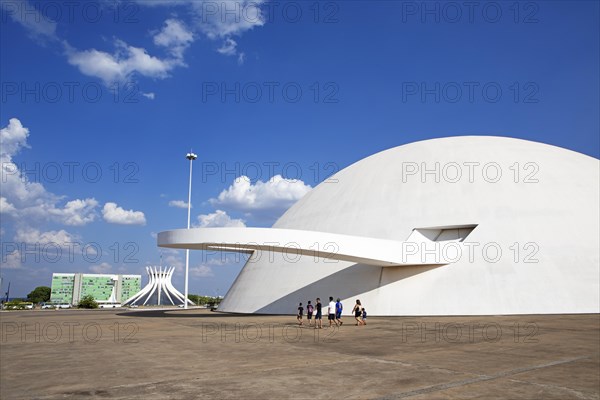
[306,301,314,327]
[335,298,343,326]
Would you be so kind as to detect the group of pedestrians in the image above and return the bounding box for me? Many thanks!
[297,298,366,327]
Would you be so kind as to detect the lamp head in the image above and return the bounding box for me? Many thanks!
[186,152,198,160]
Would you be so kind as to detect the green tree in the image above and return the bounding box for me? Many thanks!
[205,296,221,308]
[78,295,98,309]
[27,286,51,303]
[187,294,219,306]
[188,294,200,305]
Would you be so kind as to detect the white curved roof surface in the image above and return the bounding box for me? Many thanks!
[158,227,452,266]
[159,136,599,315]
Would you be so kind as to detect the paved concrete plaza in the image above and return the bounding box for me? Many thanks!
[1,309,598,399]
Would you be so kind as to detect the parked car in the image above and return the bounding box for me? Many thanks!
[56,303,72,309]
[41,303,55,309]
[99,303,122,308]
[5,302,34,310]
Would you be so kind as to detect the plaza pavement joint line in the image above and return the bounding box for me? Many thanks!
[377,356,591,399]
[505,377,596,400]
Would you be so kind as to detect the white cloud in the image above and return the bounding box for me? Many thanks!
[102,202,147,225]
[135,0,192,7]
[0,117,30,156]
[65,39,183,85]
[169,200,190,209]
[0,197,17,215]
[217,38,237,56]
[161,248,185,272]
[190,0,266,39]
[45,198,99,226]
[165,254,184,272]
[142,92,156,100]
[1,0,57,40]
[196,210,246,228]
[237,52,246,65]
[64,18,194,86]
[90,262,112,274]
[14,228,78,246]
[1,250,23,269]
[0,158,47,205]
[191,264,214,278]
[210,175,311,219]
[10,0,263,94]
[137,0,265,57]
[11,227,93,258]
[202,250,248,266]
[153,18,194,58]
[21,198,98,226]
[7,1,193,86]
[1,118,99,226]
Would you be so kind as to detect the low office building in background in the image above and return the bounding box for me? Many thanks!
[50,273,141,305]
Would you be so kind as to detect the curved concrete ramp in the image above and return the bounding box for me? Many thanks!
[157,227,448,267]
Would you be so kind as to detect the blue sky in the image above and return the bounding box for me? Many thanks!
[1,0,598,298]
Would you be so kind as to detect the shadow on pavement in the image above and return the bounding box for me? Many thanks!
[116,310,275,318]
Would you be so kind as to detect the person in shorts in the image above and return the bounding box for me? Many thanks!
[328,296,338,327]
[361,308,367,325]
[335,298,343,326]
[297,302,303,325]
[306,301,314,327]
[353,299,364,325]
[314,298,322,329]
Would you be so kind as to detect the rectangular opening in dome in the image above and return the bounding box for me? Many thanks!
[406,225,477,243]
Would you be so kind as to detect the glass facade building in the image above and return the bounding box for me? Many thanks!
[50,274,76,304]
[50,273,141,305]
[120,276,140,301]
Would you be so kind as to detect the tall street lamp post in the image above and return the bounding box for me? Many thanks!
[184,151,197,309]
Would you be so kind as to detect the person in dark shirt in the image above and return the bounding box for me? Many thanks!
[314,298,323,329]
[353,299,364,326]
[297,302,303,325]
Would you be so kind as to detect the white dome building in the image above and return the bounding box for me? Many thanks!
[159,136,599,315]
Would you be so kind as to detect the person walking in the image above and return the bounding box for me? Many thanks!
[314,298,323,329]
[352,299,364,325]
[306,300,314,327]
[335,298,343,326]
[297,302,304,325]
[327,296,338,327]
[361,307,367,325]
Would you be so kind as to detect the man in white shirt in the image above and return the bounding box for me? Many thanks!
[327,296,338,327]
